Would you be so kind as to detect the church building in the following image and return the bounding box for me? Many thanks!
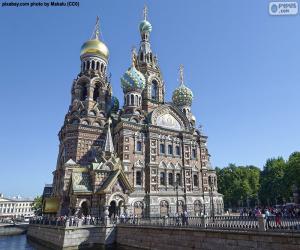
[47,7,224,218]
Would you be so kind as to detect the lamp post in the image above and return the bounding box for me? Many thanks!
[175,180,179,214]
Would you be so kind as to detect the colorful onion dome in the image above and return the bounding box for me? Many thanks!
[109,96,119,113]
[139,20,152,34]
[121,65,145,93]
[172,84,193,107]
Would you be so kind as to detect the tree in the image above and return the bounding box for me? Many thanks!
[259,157,290,206]
[216,164,260,209]
[285,152,300,200]
[32,196,43,215]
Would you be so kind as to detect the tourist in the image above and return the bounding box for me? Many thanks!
[275,210,282,227]
[265,209,271,228]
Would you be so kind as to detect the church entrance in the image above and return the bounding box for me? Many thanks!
[160,200,169,217]
[109,200,117,218]
[81,201,89,216]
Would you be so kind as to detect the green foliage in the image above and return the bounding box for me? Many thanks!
[259,157,289,205]
[217,152,300,208]
[286,152,300,188]
[216,164,260,208]
[32,196,43,215]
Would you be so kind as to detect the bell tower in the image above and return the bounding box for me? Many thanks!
[136,6,165,113]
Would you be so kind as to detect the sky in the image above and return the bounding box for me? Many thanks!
[0,0,299,198]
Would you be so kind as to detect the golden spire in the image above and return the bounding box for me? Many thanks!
[91,16,100,40]
[143,5,148,20]
[179,64,184,86]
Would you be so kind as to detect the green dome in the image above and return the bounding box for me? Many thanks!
[139,20,152,33]
[172,84,193,107]
[121,65,146,93]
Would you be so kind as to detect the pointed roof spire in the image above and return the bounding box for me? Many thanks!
[179,64,184,86]
[104,118,114,153]
[143,5,148,20]
[91,16,100,40]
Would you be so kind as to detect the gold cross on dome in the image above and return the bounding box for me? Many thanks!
[143,5,148,20]
[91,16,100,40]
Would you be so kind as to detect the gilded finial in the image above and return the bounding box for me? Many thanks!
[179,64,184,85]
[91,16,100,40]
[143,5,148,20]
[131,46,137,67]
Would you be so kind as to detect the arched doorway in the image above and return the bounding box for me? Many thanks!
[134,201,144,217]
[160,200,169,217]
[178,200,184,215]
[109,201,117,218]
[81,201,89,216]
[194,200,202,216]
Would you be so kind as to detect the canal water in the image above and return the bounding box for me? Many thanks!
[0,234,35,250]
[0,234,134,249]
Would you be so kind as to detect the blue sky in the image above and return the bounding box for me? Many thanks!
[0,0,299,197]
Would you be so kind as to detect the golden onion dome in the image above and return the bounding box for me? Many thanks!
[80,38,109,60]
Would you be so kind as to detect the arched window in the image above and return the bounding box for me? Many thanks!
[136,171,142,185]
[168,145,173,155]
[91,61,95,70]
[160,172,165,185]
[194,175,199,187]
[82,62,86,71]
[87,61,90,70]
[150,53,153,62]
[139,97,141,106]
[168,173,173,186]
[140,53,143,61]
[136,141,142,152]
[176,173,181,185]
[81,85,88,101]
[126,95,130,106]
[192,148,197,158]
[96,61,100,70]
[101,63,104,73]
[160,144,165,154]
[93,87,99,101]
[151,80,158,100]
[131,94,134,105]
[176,146,180,156]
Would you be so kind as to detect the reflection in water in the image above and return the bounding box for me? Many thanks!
[0,234,140,250]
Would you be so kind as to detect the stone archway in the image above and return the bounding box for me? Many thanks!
[160,200,169,217]
[134,201,144,217]
[109,200,117,218]
[194,200,202,216]
[178,200,184,215]
[81,201,89,216]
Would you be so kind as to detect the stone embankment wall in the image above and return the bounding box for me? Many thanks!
[117,225,300,250]
[27,224,115,250]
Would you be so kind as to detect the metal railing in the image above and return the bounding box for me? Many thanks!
[266,215,300,232]
[29,215,300,233]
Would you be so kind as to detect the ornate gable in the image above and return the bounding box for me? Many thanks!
[150,104,190,131]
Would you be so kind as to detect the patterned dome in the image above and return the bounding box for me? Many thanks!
[172,84,193,107]
[109,96,119,113]
[121,66,146,93]
[139,20,152,34]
